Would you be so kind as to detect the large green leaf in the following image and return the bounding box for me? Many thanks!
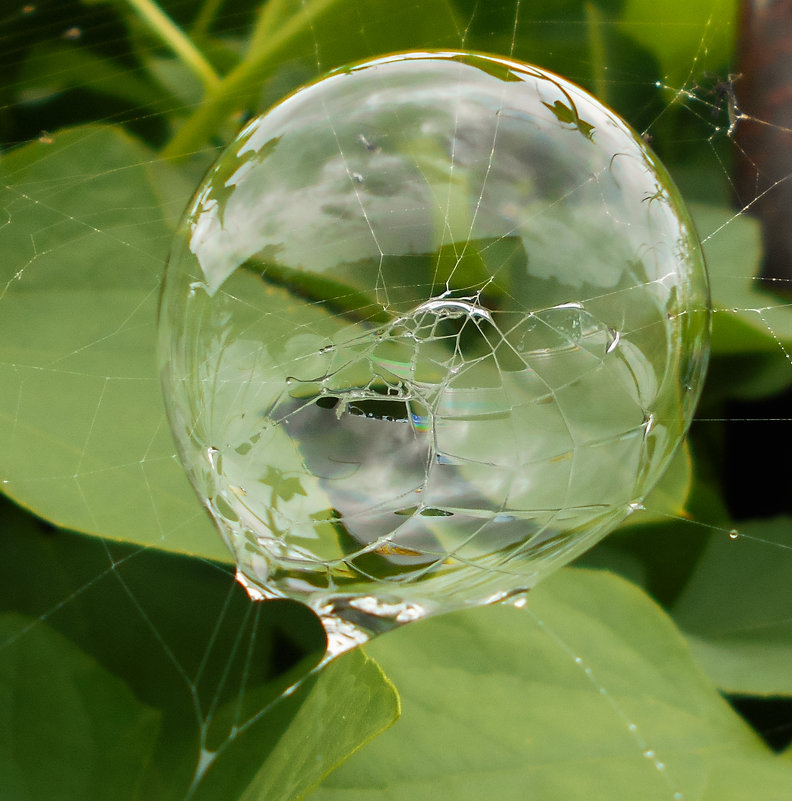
[672,516,792,697]
[618,0,737,87]
[691,203,792,355]
[0,497,400,800]
[0,125,223,559]
[307,568,792,800]
[16,41,166,110]
[0,612,160,800]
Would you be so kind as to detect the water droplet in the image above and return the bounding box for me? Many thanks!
[643,749,655,759]
[729,529,740,540]
[159,51,710,629]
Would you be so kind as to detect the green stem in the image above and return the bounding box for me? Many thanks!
[584,1,608,104]
[247,0,293,56]
[125,0,220,91]
[161,0,344,160]
[191,0,227,39]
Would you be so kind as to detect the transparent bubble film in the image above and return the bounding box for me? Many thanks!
[158,51,710,641]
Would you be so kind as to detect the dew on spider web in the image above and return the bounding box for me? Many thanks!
[158,50,710,650]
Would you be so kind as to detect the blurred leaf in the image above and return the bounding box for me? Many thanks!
[252,0,462,69]
[691,203,792,354]
[0,125,222,560]
[706,351,792,402]
[164,0,462,156]
[143,55,204,106]
[16,42,165,109]
[673,516,792,697]
[0,498,400,800]
[618,0,737,86]
[308,568,791,801]
[0,612,160,801]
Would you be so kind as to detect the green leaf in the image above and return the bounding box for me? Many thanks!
[16,42,166,109]
[164,0,462,156]
[690,203,792,355]
[672,516,792,697]
[0,612,160,801]
[618,0,737,87]
[0,125,223,560]
[619,440,692,527]
[232,656,398,801]
[696,754,792,801]
[307,568,792,800]
[0,498,400,800]
[706,351,792,401]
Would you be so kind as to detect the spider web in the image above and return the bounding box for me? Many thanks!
[1,1,791,799]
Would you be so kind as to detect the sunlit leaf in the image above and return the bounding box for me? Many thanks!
[0,125,222,559]
[691,203,792,354]
[673,516,792,697]
[0,498,400,801]
[307,568,792,800]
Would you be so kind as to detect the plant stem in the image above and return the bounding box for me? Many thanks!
[191,0,227,39]
[585,2,608,104]
[162,0,344,160]
[247,0,294,58]
[125,0,220,91]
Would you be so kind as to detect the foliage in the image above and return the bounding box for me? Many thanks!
[1,1,791,799]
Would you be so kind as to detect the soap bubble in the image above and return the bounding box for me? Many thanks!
[158,51,709,654]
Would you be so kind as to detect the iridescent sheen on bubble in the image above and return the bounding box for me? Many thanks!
[159,51,709,650]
